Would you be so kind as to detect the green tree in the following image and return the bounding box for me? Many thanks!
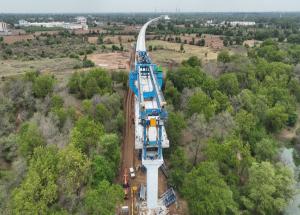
[205,137,253,186]
[10,146,59,215]
[33,75,55,98]
[70,117,104,155]
[182,162,238,215]
[164,80,181,108]
[100,134,120,169]
[265,105,288,132]
[165,111,186,148]
[254,137,278,162]
[17,123,46,159]
[187,90,216,120]
[167,65,207,91]
[85,180,123,215]
[58,145,90,198]
[212,90,231,113]
[234,110,261,145]
[241,162,294,215]
[168,147,190,191]
[182,56,202,68]
[68,69,112,99]
[95,103,111,123]
[180,43,184,52]
[217,50,231,64]
[67,72,81,94]
[218,73,239,96]
[84,77,99,98]
[90,155,115,185]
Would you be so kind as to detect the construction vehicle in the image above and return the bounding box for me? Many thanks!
[123,169,130,199]
[131,186,138,215]
[121,206,129,215]
[129,167,136,178]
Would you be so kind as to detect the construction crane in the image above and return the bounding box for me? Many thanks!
[129,16,170,211]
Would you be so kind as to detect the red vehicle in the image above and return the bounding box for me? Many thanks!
[123,169,130,199]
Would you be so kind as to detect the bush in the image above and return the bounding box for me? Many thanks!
[4,48,13,56]
[217,50,231,64]
[68,69,112,99]
[0,134,18,162]
[82,59,95,68]
[33,75,55,98]
[50,95,64,110]
[182,56,202,68]
[17,123,46,159]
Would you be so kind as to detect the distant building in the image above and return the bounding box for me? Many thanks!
[221,21,256,27]
[0,22,8,32]
[17,17,88,30]
[0,21,11,35]
[75,16,87,24]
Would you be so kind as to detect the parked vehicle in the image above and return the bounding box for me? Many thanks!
[129,167,136,178]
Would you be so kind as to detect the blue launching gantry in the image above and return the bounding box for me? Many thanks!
[129,50,167,161]
[129,16,171,210]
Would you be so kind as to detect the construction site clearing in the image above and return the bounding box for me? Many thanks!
[117,113,185,215]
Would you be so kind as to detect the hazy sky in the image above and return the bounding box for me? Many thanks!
[0,0,299,13]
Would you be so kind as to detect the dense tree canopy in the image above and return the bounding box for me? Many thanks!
[84,180,123,215]
[182,162,238,215]
[166,49,298,214]
[241,162,294,215]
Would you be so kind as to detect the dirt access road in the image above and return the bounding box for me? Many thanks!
[119,90,135,182]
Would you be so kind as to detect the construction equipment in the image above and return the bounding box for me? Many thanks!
[160,163,168,178]
[160,188,176,208]
[129,15,170,211]
[121,206,129,215]
[139,184,146,201]
[123,169,130,199]
[131,186,138,215]
[129,167,136,178]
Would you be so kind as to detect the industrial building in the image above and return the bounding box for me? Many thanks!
[17,17,88,30]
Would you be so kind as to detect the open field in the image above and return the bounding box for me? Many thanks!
[147,40,219,68]
[101,40,220,71]
[0,58,80,79]
[87,52,130,70]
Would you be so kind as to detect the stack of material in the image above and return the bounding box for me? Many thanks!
[160,188,176,207]
[138,202,169,215]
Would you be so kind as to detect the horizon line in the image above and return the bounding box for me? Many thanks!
[1,11,300,14]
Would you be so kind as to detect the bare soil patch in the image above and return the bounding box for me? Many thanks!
[87,52,130,70]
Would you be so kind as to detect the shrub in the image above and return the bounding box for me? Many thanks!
[33,75,55,98]
[82,59,95,68]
